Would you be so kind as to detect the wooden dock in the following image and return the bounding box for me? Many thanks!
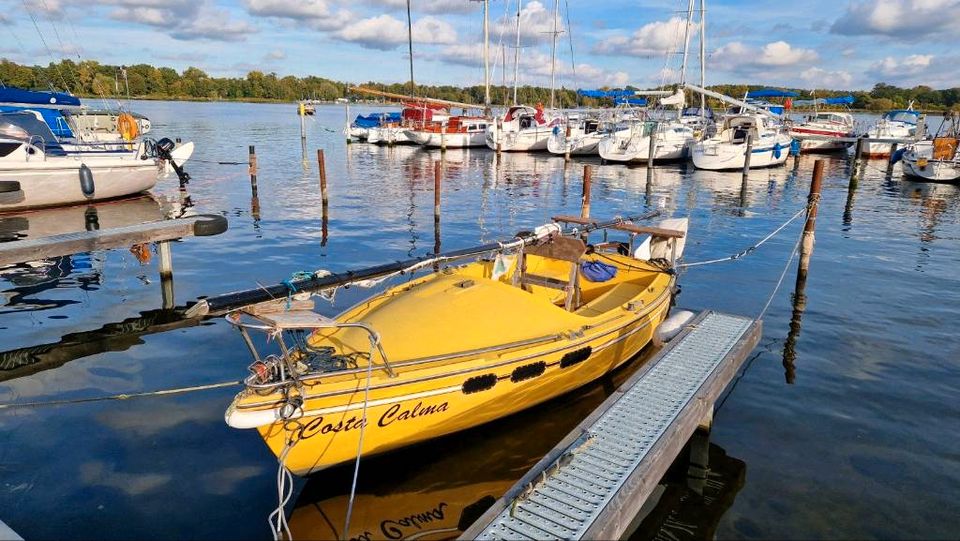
[0,214,226,267]
[460,310,761,540]
[0,519,22,541]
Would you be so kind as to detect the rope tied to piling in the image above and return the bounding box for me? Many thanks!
[678,206,807,269]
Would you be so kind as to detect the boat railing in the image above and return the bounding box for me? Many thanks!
[26,135,45,160]
[226,310,395,389]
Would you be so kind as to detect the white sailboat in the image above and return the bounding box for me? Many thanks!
[859,108,921,158]
[0,111,193,211]
[901,114,959,182]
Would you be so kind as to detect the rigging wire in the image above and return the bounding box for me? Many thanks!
[20,0,70,92]
[564,0,577,106]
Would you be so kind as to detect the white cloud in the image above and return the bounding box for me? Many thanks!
[593,17,696,57]
[102,0,254,41]
[871,54,933,77]
[831,0,960,38]
[712,40,818,73]
[800,67,854,88]
[492,1,564,45]
[336,14,456,50]
[367,0,479,15]
[863,53,960,86]
[244,0,352,31]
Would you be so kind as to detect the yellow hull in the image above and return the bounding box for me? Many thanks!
[228,253,674,476]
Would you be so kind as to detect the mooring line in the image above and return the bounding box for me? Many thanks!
[678,206,807,269]
[0,380,242,410]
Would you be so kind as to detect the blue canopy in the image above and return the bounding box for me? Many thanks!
[0,87,81,107]
[823,95,855,105]
[577,89,636,98]
[0,106,74,138]
[746,89,799,98]
[353,112,402,128]
[614,97,647,106]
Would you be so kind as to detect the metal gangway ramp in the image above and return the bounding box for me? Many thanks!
[461,311,761,540]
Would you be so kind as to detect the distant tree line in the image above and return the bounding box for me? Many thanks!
[1,59,958,112]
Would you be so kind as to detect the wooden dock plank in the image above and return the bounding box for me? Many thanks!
[0,215,225,267]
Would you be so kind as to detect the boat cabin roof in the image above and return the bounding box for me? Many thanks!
[884,110,919,124]
[812,112,853,123]
[0,111,67,155]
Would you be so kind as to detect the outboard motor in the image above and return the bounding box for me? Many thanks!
[155,137,191,184]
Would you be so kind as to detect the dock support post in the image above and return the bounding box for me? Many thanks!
[345,100,352,144]
[850,137,864,188]
[158,240,174,309]
[784,159,823,383]
[496,117,502,156]
[248,145,258,199]
[687,428,711,496]
[318,149,329,246]
[440,125,447,153]
[299,102,307,155]
[564,123,571,162]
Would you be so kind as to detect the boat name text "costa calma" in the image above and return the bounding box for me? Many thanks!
[296,400,450,440]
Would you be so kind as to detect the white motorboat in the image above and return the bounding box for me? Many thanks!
[860,109,920,157]
[692,113,793,170]
[485,105,560,152]
[547,114,607,156]
[900,117,959,182]
[0,111,193,211]
[598,119,696,163]
[790,112,855,153]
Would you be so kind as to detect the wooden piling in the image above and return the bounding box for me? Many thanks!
[741,133,754,179]
[434,160,442,223]
[496,117,503,154]
[345,100,352,144]
[784,159,824,384]
[299,102,307,147]
[564,123,572,162]
[886,142,899,178]
[158,240,174,310]
[850,137,864,188]
[248,145,258,198]
[317,149,329,209]
[581,165,592,220]
[440,125,447,153]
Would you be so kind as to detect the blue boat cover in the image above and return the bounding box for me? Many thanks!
[0,106,74,138]
[0,87,81,107]
[577,89,636,98]
[353,112,402,128]
[746,89,799,98]
[0,111,67,155]
[793,95,856,107]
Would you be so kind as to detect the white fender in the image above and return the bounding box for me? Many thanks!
[650,217,688,262]
[656,310,696,344]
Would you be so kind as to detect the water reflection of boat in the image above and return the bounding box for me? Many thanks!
[0,194,166,241]
[289,345,656,540]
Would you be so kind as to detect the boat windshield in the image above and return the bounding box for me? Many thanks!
[0,111,66,154]
[884,110,919,124]
[681,107,714,119]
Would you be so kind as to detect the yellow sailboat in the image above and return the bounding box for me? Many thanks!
[224,216,687,476]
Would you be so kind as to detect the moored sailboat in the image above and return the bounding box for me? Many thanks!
[222,215,688,475]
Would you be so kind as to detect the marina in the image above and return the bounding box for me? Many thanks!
[0,0,958,538]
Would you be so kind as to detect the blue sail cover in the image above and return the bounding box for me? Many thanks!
[353,112,402,128]
[614,97,648,106]
[746,89,799,98]
[0,87,81,107]
[823,95,855,105]
[577,89,636,98]
[0,106,74,138]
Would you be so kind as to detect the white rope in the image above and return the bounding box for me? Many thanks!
[679,206,807,268]
[342,334,378,539]
[269,441,296,541]
[757,225,805,320]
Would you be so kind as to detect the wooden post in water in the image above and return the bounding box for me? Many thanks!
[317,149,329,210]
[646,123,658,188]
[783,159,824,384]
[440,124,447,153]
[850,137,864,188]
[496,117,502,155]
[158,240,174,310]
[299,102,307,152]
[741,133,753,179]
[345,100,352,144]
[248,145,258,198]
[581,165,592,220]
[564,122,572,162]
[434,161,442,256]
[886,142,899,178]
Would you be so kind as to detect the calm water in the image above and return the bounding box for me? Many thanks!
[0,101,958,540]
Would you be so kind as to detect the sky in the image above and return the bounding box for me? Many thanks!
[0,0,956,91]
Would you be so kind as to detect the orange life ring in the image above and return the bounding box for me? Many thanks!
[117,113,139,141]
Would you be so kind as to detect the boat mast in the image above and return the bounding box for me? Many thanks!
[483,0,491,109]
[679,0,695,87]
[699,0,706,115]
[406,0,415,96]
[549,0,559,109]
[513,0,521,105]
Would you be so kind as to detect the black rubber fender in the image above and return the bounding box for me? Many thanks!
[192,214,228,237]
[0,180,21,194]
[79,164,95,198]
